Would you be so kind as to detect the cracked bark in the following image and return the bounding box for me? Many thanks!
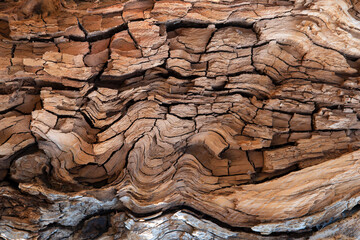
[1,0,360,239]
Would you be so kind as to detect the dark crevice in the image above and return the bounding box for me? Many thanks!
[252,165,299,184]
[11,44,15,58]
[86,23,128,42]
[164,20,210,32]
[164,68,199,81]
[99,70,146,85]
[76,18,88,38]
[163,19,257,33]
[260,141,296,150]
[223,89,269,100]
[215,21,255,29]
[0,104,23,115]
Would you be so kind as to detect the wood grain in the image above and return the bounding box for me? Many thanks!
[0,0,360,239]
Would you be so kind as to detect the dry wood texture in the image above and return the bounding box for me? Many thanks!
[1,0,360,239]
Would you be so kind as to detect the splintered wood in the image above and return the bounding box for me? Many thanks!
[1,0,360,239]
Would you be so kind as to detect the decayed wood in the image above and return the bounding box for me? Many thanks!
[1,0,360,239]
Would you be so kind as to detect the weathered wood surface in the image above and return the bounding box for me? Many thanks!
[1,0,360,239]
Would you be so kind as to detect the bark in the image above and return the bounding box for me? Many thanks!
[1,0,360,239]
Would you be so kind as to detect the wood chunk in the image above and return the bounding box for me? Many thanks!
[15,94,40,114]
[128,20,166,53]
[101,15,124,30]
[82,15,102,33]
[170,104,197,118]
[207,27,257,52]
[288,132,312,142]
[243,124,273,140]
[231,101,258,123]
[105,26,168,77]
[263,132,354,172]
[84,39,110,67]
[0,92,25,112]
[186,145,228,176]
[41,89,82,116]
[84,49,109,67]
[151,1,192,21]
[271,133,289,146]
[226,74,273,98]
[253,109,273,127]
[290,114,312,131]
[93,134,124,164]
[57,41,89,56]
[218,174,251,185]
[123,0,154,22]
[31,109,57,129]
[169,49,200,63]
[237,137,272,150]
[204,50,253,77]
[248,151,264,169]
[272,112,291,129]
[188,131,228,157]
[110,31,138,55]
[14,42,57,58]
[74,164,108,184]
[169,27,215,54]
[221,149,255,175]
[0,115,34,156]
[156,114,195,144]
[314,108,360,130]
[44,62,94,81]
[0,41,13,57]
[103,144,129,176]
[124,119,156,144]
[10,152,49,182]
[43,51,62,62]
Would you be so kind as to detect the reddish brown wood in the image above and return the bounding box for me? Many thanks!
[1,0,360,239]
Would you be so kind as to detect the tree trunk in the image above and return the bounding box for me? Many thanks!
[1,0,360,239]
